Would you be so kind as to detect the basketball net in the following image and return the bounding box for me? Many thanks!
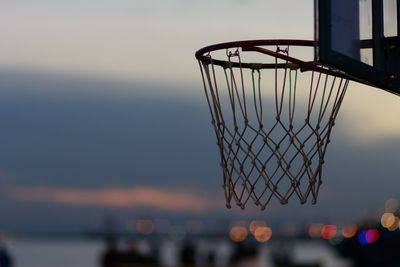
[196,40,348,210]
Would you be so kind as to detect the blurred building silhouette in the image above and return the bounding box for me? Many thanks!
[0,243,13,267]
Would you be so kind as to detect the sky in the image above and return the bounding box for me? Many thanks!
[0,0,400,233]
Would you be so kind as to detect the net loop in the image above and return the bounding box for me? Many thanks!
[276,45,289,55]
[196,40,349,210]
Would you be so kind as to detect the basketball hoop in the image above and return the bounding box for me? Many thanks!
[195,40,349,210]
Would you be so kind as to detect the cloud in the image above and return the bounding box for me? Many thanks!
[0,0,313,86]
[9,186,214,213]
[337,83,400,143]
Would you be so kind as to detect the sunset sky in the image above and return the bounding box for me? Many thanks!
[0,0,399,232]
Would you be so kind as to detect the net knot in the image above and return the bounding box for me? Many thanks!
[262,165,266,171]
[276,46,288,54]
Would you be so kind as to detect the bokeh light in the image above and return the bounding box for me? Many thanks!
[365,229,379,243]
[381,213,396,228]
[230,226,248,242]
[358,229,379,245]
[254,226,272,243]
[342,224,358,238]
[136,220,154,235]
[329,234,344,245]
[308,223,323,238]
[387,216,399,231]
[321,225,337,240]
[249,220,266,235]
[358,230,368,245]
[385,198,399,213]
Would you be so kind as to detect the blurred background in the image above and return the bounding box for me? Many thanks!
[0,0,400,266]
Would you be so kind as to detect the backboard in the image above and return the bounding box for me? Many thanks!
[315,0,400,94]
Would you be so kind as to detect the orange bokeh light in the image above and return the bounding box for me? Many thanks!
[254,226,272,242]
[321,225,337,240]
[388,216,399,231]
[249,221,266,235]
[230,226,248,242]
[136,220,154,235]
[342,224,358,238]
[381,213,396,228]
[308,223,323,238]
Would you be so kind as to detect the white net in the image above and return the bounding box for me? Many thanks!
[197,42,349,210]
